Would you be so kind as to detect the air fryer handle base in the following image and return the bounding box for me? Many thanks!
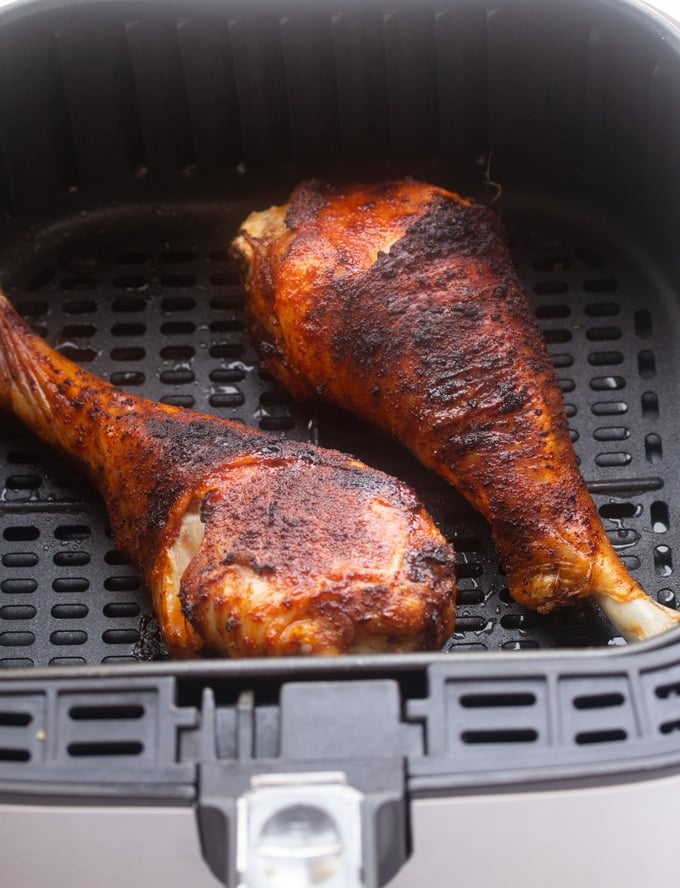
[196,682,414,887]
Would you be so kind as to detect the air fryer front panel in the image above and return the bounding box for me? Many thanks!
[4,771,680,888]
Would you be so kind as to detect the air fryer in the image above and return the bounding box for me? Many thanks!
[1,1,680,886]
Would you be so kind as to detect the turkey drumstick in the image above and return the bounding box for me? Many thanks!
[0,289,456,658]
[231,178,680,642]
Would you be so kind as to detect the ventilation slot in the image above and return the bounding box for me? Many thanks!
[655,680,680,699]
[64,298,96,314]
[660,719,680,735]
[592,401,627,416]
[113,322,146,337]
[4,527,39,542]
[69,704,144,721]
[595,452,631,467]
[1,579,37,595]
[112,295,146,312]
[0,605,37,621]
[651,501,669,533]
[112,272,149,291]
[50,630,87,646]
[60,276,96,291]
[53,551,89,567]
[456,589,484,606]
[162,249,197,263]
[575,728,627,745]
[105,550,132,566]
[460,692,536,708]
[52,578,89,593]
[462,728,538,744]
[583,277,618,292]
[657,589,675,607]
[599,502,637,519]
[645,433,663,463]
[587,326,622,341]
[638,350,656,378]
[585,301,619,317]
[51,604,88,620]
[588,350,623,365]
[590,376,625,390]
[500,613,539,630]
[534,280,568,295]
[635,309,652,338]
[533,256,570,272]
[160,345,195,360]
[6,474,41,490]
[162,320,195,335]
[67,741,143,757]
[454,616,487,632]
[0,712,32,727]
[102,629,139,644]
[573,692,624,710]
[54,524,91,541]
[654,545,673,577]
[161,272,196,288]
[104,577,141,592]
[0,632,35,647]
[593,426,629,442]
[641,391,659,418]
[210,391,245,409]
[2,553,39,568]
[0,748,30,762]
[104,602,141,618]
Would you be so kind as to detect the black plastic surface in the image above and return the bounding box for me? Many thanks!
[2,644,680,797]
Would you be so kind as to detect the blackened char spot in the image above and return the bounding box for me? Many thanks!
[331,325,384,370]
[497,381,530,415]
[389,196,510,271]
[409,544,458,584]
[285,179,333,230]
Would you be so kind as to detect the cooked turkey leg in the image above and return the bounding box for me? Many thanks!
[231,178,680,642]
[0,289,456,658]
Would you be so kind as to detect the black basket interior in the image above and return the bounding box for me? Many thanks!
[1,0,680,667]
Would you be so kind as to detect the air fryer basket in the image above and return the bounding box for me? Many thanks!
[2,0,680,665]
[3,3,680,884]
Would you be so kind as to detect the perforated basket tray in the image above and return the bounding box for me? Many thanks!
[1,197,678,666]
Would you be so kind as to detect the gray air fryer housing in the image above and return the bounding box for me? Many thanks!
[2,0,680,886]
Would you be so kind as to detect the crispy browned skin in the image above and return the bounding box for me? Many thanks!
[232,178,680,640]
[0,289,456,658]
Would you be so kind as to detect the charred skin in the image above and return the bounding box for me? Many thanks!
[180,454,455,657]
[0,290,456,658]
[232,179,680,639]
